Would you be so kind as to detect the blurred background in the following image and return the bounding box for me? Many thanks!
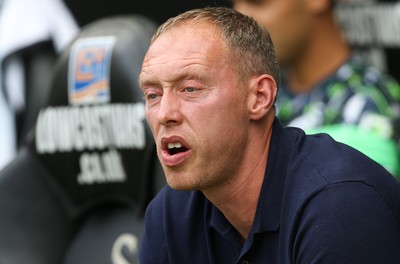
[64,0,231,26]
[63,0,400,79]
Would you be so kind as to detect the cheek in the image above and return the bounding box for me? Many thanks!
[193,98,248,139]
[196,107,248,177]
[145,111,158,136]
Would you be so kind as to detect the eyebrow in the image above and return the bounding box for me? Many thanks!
[139,73,157,90]
[140,71,205,90]
[231,0,265,3]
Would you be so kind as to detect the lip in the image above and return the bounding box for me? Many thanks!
[160,136,192,167]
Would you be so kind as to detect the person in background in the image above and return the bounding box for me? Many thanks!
[138,6,400,263]
[233,0,400,178]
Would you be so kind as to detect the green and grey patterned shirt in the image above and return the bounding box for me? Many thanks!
[277,55,400,177]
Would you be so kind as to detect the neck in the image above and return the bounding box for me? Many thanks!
[202,117,274,241]
[285,13,351,93]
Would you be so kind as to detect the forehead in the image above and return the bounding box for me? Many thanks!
[140,22,228,82]
[233,0,295,8]
[150,22,223,58]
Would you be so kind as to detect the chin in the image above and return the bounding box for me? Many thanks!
[166,176,198,191]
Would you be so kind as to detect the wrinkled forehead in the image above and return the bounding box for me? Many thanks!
[144,22,227,66]
[153,20,222,46]
[140,22,229,84]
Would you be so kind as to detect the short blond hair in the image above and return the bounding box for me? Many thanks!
[151,6,280,90]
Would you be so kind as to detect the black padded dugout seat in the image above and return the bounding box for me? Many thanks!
[0,15,165,264]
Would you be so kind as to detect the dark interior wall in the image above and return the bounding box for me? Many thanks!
[64,0,231,27]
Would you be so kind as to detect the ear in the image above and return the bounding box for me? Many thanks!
[306,0,332,14]
[247,74,277,121]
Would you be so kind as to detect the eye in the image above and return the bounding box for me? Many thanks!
[143,91,160,102]
[184,87,196,93]
[147,93,158,100]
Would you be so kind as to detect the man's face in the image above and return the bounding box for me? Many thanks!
[233,0,312,65]
[139,23,251,191]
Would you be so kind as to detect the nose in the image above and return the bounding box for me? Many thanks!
[157,90,183,126]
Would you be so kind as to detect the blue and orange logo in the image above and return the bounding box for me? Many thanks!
[68,36,116,105]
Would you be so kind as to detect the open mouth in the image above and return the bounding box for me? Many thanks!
[167,142,189,155]
[161,137,192,166]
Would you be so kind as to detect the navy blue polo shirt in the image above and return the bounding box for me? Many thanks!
[140,119,400,264]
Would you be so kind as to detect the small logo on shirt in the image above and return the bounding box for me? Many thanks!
[68,36,116,105]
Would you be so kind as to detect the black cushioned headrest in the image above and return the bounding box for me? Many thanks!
[29,15,158,216]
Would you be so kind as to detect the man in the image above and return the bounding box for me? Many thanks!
[139,7,400,263]
[233,0,400,177]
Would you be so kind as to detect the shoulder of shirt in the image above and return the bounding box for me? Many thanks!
[279,127,400,213]
[289,128,394,185]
